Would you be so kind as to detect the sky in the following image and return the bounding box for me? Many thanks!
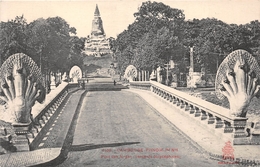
[0,0,260,38]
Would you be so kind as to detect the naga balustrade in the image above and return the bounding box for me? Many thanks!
[130,80,258,145]
[0,53,73,152]
[28,82,69,150]
[0,80,70,152]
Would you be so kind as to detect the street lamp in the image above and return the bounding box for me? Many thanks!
[189,46,194,72]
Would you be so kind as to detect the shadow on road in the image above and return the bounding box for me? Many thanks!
[70,142,140,152]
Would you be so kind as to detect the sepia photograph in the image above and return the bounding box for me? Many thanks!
[0,0,260,166]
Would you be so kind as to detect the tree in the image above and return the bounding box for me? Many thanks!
[26,18,52,70]
[66,36,85,72]
[0,15,28,65]
[182,18,234,73]
[114,1,185,73]
[0,15,84,83]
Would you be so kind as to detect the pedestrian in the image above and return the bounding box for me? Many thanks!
[82,81,85,89]
[114,80,116,86]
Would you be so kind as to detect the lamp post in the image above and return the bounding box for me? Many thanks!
[166,63,169,85]
[189,46,194,72]
[164,46,170,86]
[188,46,195,89]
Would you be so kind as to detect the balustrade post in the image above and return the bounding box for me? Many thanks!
[169,95,173,102]
[179,100,185,109]
[164,92,167,99]
[224,121,233,133]
[165,93,168,99]
[189,105,195,114]
[162,91,165,98]
[176,98,180,107]
[184,102,190,111]
[30,127,38,138]
[201,110,207,120]
[45,112,50,119]
[172,97,177,104]
[208,113,215,124]
[166,94,170,101]
[194,107,201,117]
[215,117,224,129]
[42,115,48,124]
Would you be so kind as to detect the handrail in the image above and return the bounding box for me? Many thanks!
[130,80,250,145]
[150,81,247,122]
[28,82,70,150]
[32,82,68,120]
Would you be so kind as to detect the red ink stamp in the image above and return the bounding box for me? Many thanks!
[218,141,239,164]
[222,141,234,161]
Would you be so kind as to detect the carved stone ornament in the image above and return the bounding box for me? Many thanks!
[0,53,46,123]
[215,49,260,117]
[124,65,137,81]
[69,65,82,83]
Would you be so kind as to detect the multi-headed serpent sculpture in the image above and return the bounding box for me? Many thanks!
[0,53,45,124]
[215,50,260,117]
[124,65,137,81]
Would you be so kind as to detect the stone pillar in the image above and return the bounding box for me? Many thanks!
[232,118,249,145]
[62,72,67,82]
[189,46,194,72]
[50,74,56,90]
[187,46,194,88]
[12,123,31,151]
[144,71,147,81]
[138,71,141,81]
[142,71,144,81]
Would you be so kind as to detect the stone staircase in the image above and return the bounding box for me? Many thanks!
[84,77,128,91]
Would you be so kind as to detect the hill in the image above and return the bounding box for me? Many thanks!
[83,53,117,77]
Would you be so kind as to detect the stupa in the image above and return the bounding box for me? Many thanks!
[83,4,111,57]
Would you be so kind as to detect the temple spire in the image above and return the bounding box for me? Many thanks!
[94,4,100,16]
[84,4,111,57]
[91,4,105,37]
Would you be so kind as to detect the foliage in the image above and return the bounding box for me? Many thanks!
[0,16,84,74]
[112,1,260,75]
[0,16,28,65]
[183,18,260,73]
[114,1,185,74]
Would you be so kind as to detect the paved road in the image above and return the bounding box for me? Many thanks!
[56,86,222,167]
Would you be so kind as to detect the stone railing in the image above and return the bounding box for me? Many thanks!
[0,83,71,152]
[129,81,151,90]
[130,80,257,145]
[28,82,70,150]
